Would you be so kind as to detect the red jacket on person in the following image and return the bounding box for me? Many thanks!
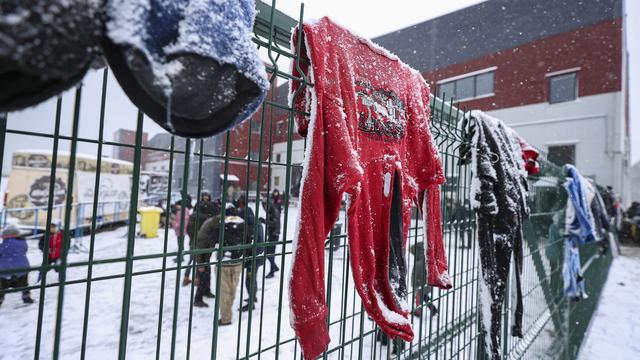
[288,17,452,359]
[48,231,62,260]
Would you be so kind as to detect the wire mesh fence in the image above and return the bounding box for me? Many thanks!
[0,2,613,360]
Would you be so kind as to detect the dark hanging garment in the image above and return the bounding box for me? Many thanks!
[102,0,269,138]
[0,1,102,111]
[467,111,530,360]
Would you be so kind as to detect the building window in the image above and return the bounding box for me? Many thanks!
[274,176,280,187]
[251,121,262,134]
[549,72,577,103]
[547,144,576,166]
[249,151,260,160]
[276,121,287,134]
[437,69,495,101]
[276,153,282,163]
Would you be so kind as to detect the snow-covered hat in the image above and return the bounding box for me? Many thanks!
[0,1,102,111]
[102,0,269,138]
[2,224,22,238]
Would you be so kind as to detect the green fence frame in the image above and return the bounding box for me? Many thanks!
[0,2,613,359]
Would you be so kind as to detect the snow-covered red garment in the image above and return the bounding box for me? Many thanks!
[288,17,451,360]
[517,135,540,175]
[505,128,540,176]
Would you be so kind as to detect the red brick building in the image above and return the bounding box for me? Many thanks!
[269,0,630,202]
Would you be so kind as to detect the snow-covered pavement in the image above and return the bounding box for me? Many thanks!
[578,246,640,359]
[0,205,480,359]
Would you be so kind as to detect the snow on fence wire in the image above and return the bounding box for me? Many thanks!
[0,2,612,360]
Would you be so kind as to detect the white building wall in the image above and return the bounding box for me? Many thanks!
[269,92,630,203]
[270,139,305,194]
[487,91,631,203]
[145,159,170,172]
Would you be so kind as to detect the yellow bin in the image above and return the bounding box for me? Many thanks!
[139,206,163,238]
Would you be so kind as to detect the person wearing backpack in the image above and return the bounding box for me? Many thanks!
[0,224,34,307]
[194,204,250,326]
[37,222,63,283]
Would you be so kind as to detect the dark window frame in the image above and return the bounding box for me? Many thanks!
[250,120,262,134]
[437,70,495,101]
[547,144,576,166]
[548,71,578,104]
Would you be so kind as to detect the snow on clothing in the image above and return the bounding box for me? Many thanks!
[563,165,597,244]
[467,111,529,360]
[288,18,451,360]
[562,165,598,300]
[507,129,540,176]
[194,213,248,302]
[0,237,30,279]
[195,214,251,266]
[0,1,102,111]
[103,0,269,138]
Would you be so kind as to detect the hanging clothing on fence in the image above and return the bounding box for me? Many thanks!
[563,164,597,300]
[507,128,540,176]
[467,110,530,360]
[0,0,103,111]
[103,0,269,138]
[288,17,451,360]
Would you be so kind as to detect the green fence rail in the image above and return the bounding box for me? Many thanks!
[0,2,613,359]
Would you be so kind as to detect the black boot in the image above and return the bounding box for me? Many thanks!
[194,299,209,308]
[266,266,279,278]
[240,303,255,312]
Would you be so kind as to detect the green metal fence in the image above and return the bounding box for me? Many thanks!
[0,2,613,359]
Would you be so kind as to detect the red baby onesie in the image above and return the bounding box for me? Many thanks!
[288,17,452,359]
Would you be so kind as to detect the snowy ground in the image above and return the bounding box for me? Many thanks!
[578,246,640,359]
[0,201,589,360]
[0,205,480,360]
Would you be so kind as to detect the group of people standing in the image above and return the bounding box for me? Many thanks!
[170,189,284,325]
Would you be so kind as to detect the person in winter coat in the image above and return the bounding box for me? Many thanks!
[187,192,217,238]
[271,189,283,213]
[172,201,191,286]
[262,197,281,278]
[37,222,63,283]
[235,196,263,312]
[186,192,217,291]
[194,205,249,325]
[0,224,34,307]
